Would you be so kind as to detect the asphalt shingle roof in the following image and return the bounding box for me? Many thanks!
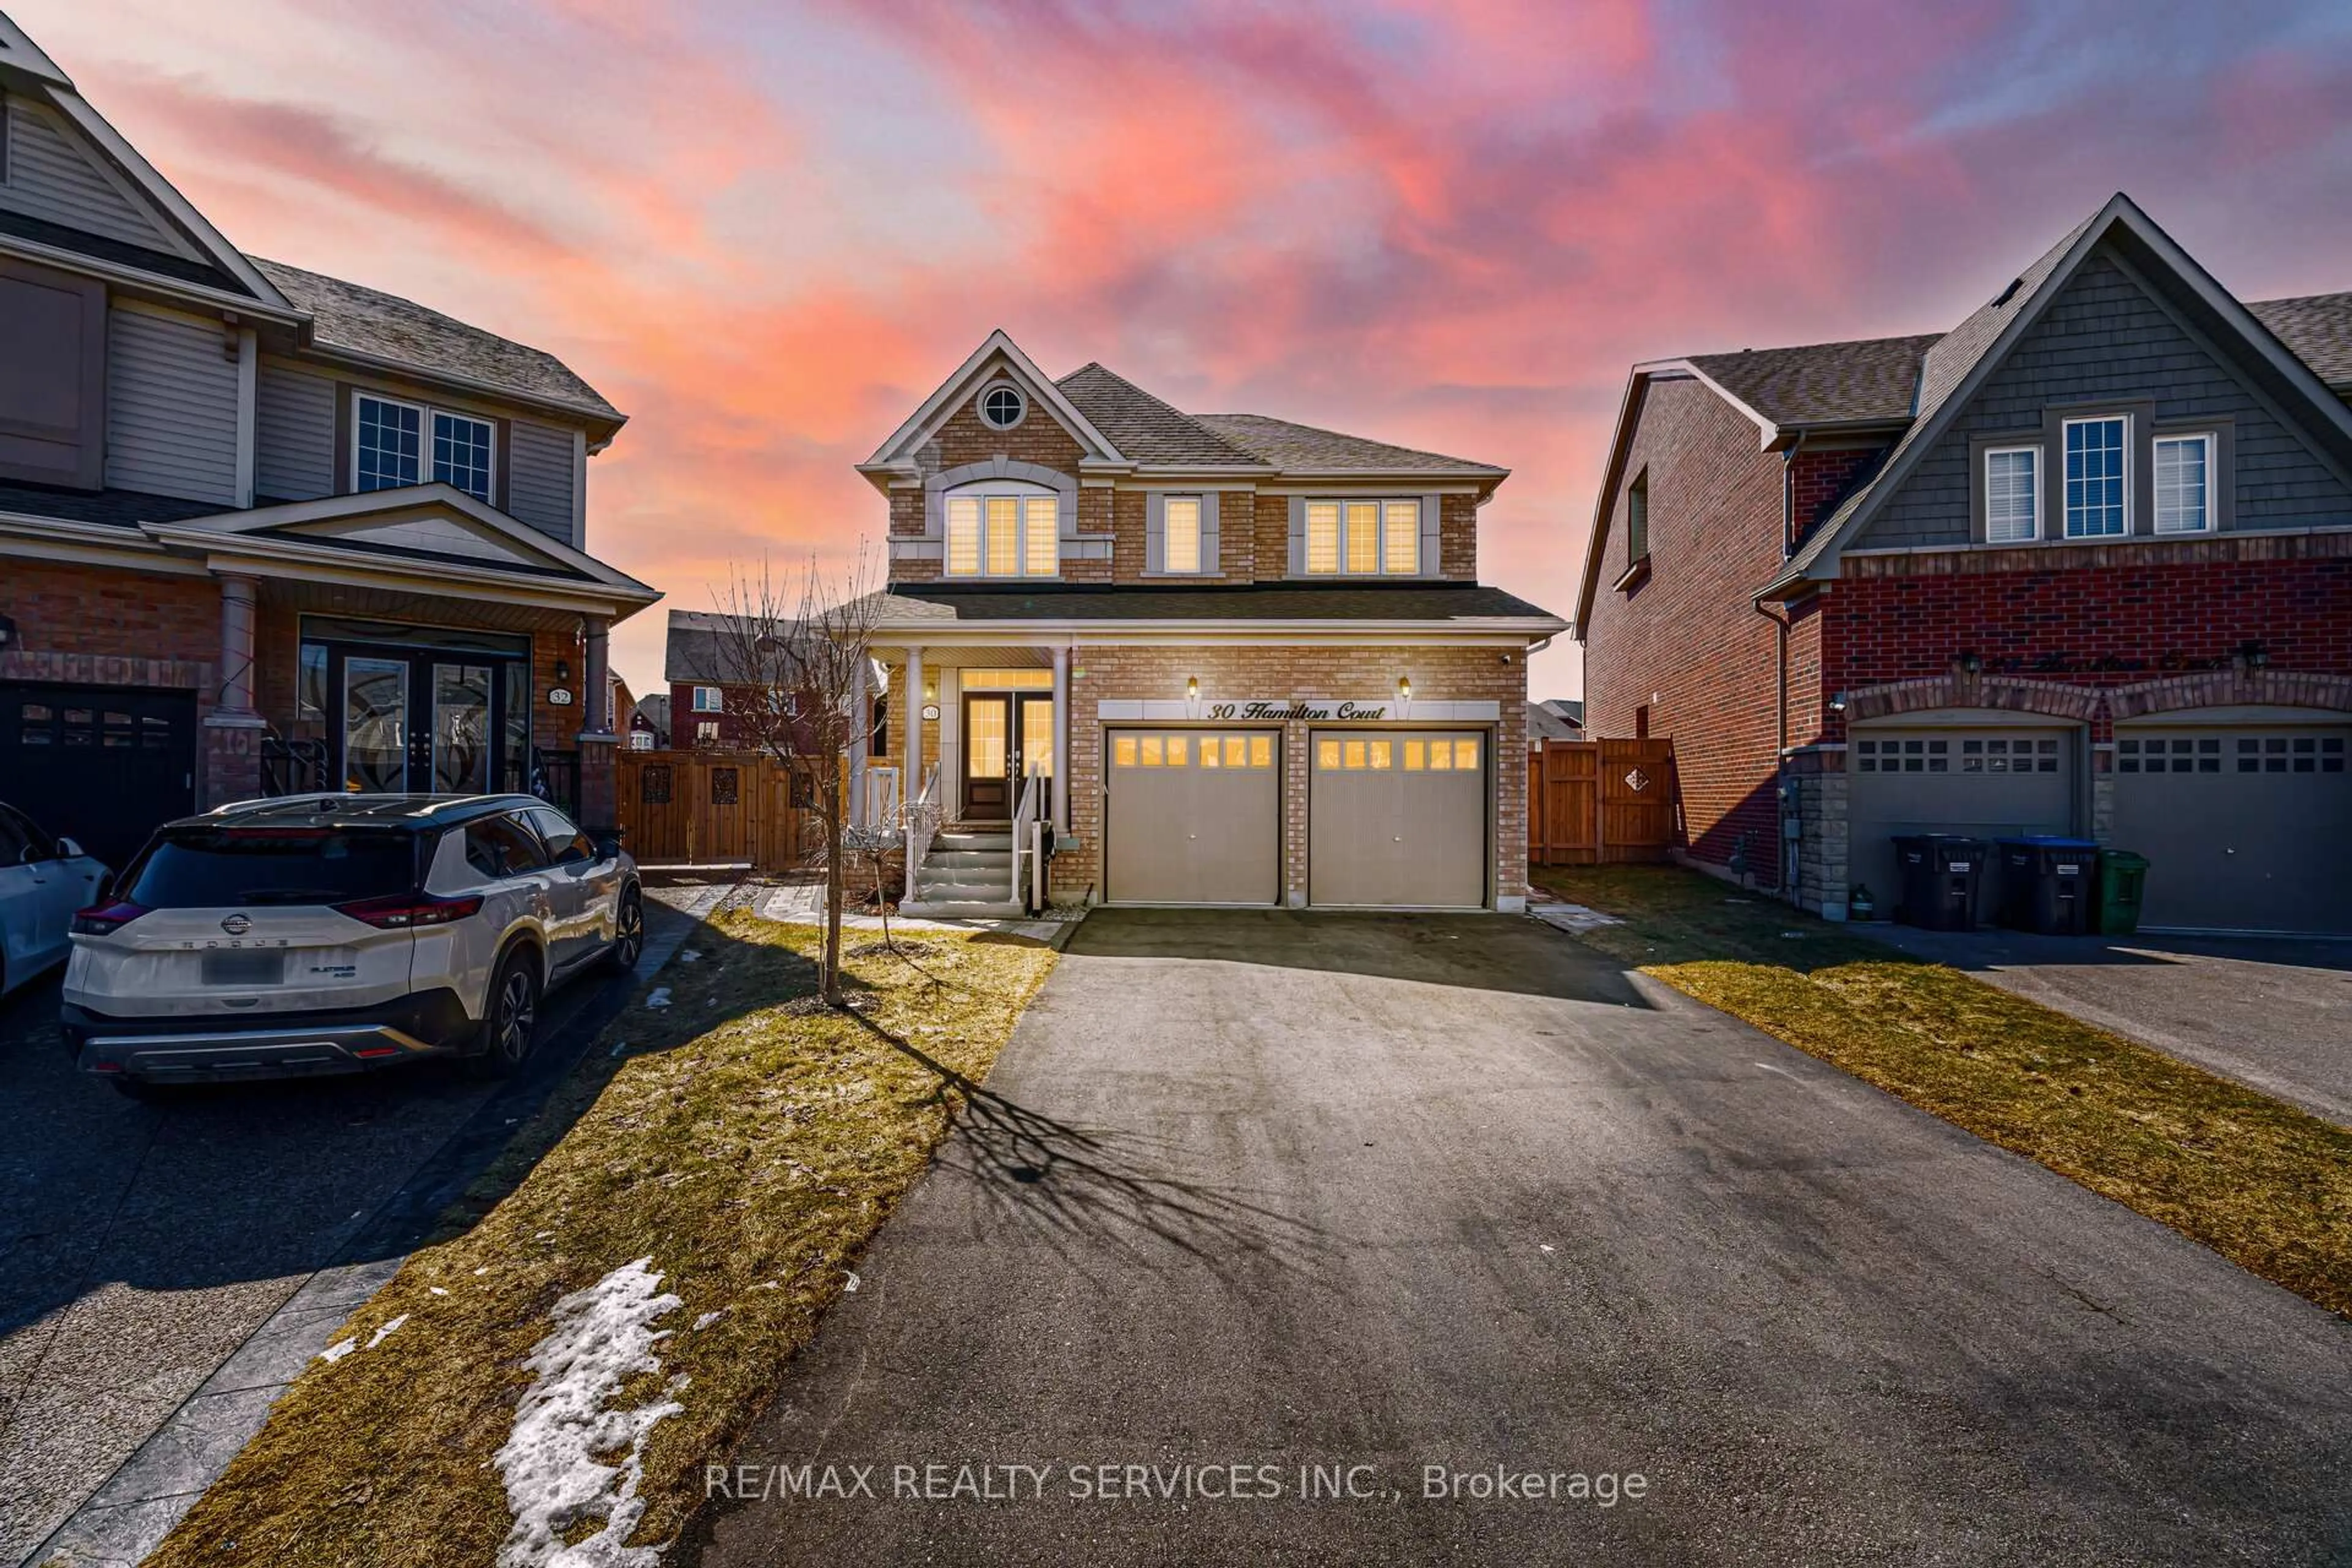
[2249,292,2352,388]
[1190,413,1506,476]
[1684,334,1938,427]
[663,609,741,685]
[0,480,232,527]
[872,581,1559,624]
[1054,364,1267,466]
[253,258,623,426]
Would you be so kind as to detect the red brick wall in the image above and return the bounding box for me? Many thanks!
[1581,377,1791,880]
[3,559,219,681]
[1789,445,1885,553]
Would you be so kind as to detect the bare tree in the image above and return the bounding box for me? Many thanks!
[711,550,885,1008]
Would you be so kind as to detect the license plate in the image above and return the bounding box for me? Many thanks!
[1947,861,1971,873]
[203,951,286,987]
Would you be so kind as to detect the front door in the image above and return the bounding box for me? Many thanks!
[960,693,1055,820]
[328,646,525,795]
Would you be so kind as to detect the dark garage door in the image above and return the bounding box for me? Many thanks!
[0,683,197,870]
[2113,723,2351,933]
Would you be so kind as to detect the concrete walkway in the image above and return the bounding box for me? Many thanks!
[1874,924,2352,1126]
[691,908,2350,1566]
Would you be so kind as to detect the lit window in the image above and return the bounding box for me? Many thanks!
[1344,503,1379,573]
[1404,739,1427,770]
[1383,500,1419,573]
[356,393,494,502]
[1224,736,1247,767]
[1343,739,1366,769]
[2154,434,2212,534]
[1164,497,1202,573]
[986,496,1020,575]
[2064,417,2128,537]
[1455,737,1480,769]
[1200,736,1221,767]
[944,487,1058,577]
[1167,735,1189,767]
[1429,740,1453,771]
[1316,737,1341,770]
[1025,496,1058,575]
[1250,735,1272,769]
[1305,499,1423,575]
[1367,739,1392,770]
[692,686,723,712]
[1114,735,1137,767]
[1139,736,1164,767]
[1985,447,2038,543]
[1306,502,1340,573]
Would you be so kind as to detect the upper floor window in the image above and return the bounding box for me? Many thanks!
[2062,415,2128,538]
[945,486,1057,577]
[356,393,495,503]
[1304,499,1420,576]
[691,685,724,712]
[1985,446,2039,543]
[1626,471,1649,561]
[1164,496,1203,573]
[2154,433,2214,534]
[978,383,1026,430]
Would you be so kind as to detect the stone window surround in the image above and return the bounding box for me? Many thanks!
[895,459,1105,569]
[1968,402,2237,545]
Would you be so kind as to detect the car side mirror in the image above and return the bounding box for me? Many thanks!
[56,836,84,859]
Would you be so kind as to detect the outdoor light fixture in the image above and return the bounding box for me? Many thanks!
[553,658,572,682]
[1958,651,1983,675]
[1829,690,1849,714]
[1397,675,1412,702]
[2239,640,2270,669]
[1187,676,1199,700]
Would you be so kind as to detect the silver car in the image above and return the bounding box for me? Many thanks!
[62,794,643,1094]
[0,801,108,998]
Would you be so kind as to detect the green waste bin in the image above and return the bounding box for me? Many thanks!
[2096,850,2148,935]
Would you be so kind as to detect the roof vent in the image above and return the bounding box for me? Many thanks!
[1990,277,2024,309]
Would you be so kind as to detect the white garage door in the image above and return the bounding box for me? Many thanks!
[2113,724,2351,933]
[1103,729,1280,905]
[1309,730,1486,908]
[1847,727,2078,916]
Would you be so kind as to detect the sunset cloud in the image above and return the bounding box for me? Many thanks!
[15,0,2351,693]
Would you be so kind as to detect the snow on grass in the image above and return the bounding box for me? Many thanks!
[492,1257,687,1568]
[317,1338,356,1364]
[366,1314,409,1349]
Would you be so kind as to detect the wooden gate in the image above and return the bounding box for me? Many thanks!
[617,750,811,870]
[1528,737,1676,866]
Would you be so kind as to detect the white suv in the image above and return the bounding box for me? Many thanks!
[62,794,643,1093]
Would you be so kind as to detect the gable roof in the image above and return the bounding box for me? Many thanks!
[1772,194,2352,591]
[860,329,1128,482]
[1683,334,1938,429]
[1054,364,1267,467]
[254,259,623,430]
[1191,413,1506,477]
[2248,292,2352,390]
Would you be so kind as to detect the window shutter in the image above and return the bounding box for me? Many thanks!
[1287,496,1306,576]
[1420,494,1441,576]
[1145,492,1166,574]
[1201,493,1221,575]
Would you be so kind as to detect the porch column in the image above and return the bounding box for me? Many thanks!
[201,573,265,809]
[1050,643,1069,831]
[903,647,925,802]
[579,618,613,735]
[850,666,872,827]
[576,616,619,826]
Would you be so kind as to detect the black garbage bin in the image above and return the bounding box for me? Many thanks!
[1996,836,2098,935]
[1893,834,1989,930]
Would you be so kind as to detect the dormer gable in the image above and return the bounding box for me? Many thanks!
[856,330,1128,491]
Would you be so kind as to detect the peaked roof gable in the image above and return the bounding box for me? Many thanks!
[1771,192,2352,590]
[860,330,1127,482]
[1055,363,1266,467]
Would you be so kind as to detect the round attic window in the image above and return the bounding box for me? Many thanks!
[979,383,1026,429]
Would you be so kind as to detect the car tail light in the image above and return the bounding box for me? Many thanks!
[72,901,150,936]
[334,892,484,929]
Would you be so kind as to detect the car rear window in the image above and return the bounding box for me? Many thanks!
[120,827,421,908]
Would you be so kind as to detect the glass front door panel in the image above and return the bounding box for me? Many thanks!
[1019,697,1054,778]
[968,698,1008,778]
[344,657,409,791]
[434,663,492,793]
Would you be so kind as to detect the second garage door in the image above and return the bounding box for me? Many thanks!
[1310,730,1486,908]
[2113,723,2351,933]
[1103,729,1280,905]
[1847,726,2077,915]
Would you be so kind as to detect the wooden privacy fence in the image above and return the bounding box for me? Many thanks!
[616,749,815,870]
[1527,737,1678,866]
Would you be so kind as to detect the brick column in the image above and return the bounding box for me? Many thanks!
[575,616,618,826]
[202,573,266,807]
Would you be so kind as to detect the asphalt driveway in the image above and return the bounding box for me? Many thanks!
[0,884,715,1567]
[696,908,2351,1567]
[1874,925,2352,1126]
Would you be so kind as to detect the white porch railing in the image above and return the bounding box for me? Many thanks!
[901,763,941,906]
[861,764,902,829]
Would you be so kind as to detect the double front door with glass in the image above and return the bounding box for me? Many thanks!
[962,692,1054,819]
[333,648,531,795]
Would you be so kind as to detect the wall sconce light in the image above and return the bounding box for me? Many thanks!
[1397,675,1412,703]
[553,658,572,682]
[1186,676,1199,701]
[2239,640,2270,669]
[1957,651,1983,676]
[1829,690,1848,714]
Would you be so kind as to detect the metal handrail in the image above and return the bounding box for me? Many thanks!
[1008,764,1046,910]
[902,762,941,905]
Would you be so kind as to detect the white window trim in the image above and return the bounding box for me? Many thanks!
[2152,431,2216,535]
[1983,443,2040,543]
[1163,494,1205,575]
[1303,497,1423,577]
[691,685,724,712]
[975,380,1027,431]
[943,482,1060,579]
[353,390,497,503]
[2060,413,2131,540]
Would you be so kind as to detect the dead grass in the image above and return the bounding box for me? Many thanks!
[1537,865,2352,1321]
[146,910,1056,1568]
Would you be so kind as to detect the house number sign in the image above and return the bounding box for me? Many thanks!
[1205,700,1398,721]
[548,688,575,706]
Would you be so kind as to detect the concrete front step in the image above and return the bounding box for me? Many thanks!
[933,831,1013,851]
[899,899,1029,919]
[925,850,1013,873]
[916,880,1019,903]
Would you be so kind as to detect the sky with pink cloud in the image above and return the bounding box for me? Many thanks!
[17,0,2352,698]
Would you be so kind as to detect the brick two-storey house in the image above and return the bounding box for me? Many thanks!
[0,17,657,865]
[1575,194,2351,935]
[842,332,1564,912]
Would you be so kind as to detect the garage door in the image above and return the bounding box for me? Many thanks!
[1310,730,1486,908]
[0,683,197,871]
[1847,727,2075,916]
[2113,724,2351,933]
[1103,729,1280,905]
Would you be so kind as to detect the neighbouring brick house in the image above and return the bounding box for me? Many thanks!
[1575,194,2352,935]
[0,17,657,865]
[831,331,1564,914]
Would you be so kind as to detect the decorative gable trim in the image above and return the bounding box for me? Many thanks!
[858,330,1127,486]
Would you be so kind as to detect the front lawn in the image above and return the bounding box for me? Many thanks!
[1537,865,2352,1321]
[148,910,1057,1567]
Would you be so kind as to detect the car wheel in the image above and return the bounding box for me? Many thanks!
[468,949,542,1079]
[601,888,645,974]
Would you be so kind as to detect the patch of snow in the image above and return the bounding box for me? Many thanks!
[431,1287,450,1297]
[474,1266,491,1276]
[843,1270,860,1294]
[645,987,673,1010]
[1539,1245,1556,1255]
[492,1257,686,1568]
[1531,903,1623,935]
[693,1311,723,1331]
[679,949,702,963]
[367,1314,409,1349]
[318,1338,356,1364]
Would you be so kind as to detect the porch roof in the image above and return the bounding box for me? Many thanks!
[869,581,1563,630]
